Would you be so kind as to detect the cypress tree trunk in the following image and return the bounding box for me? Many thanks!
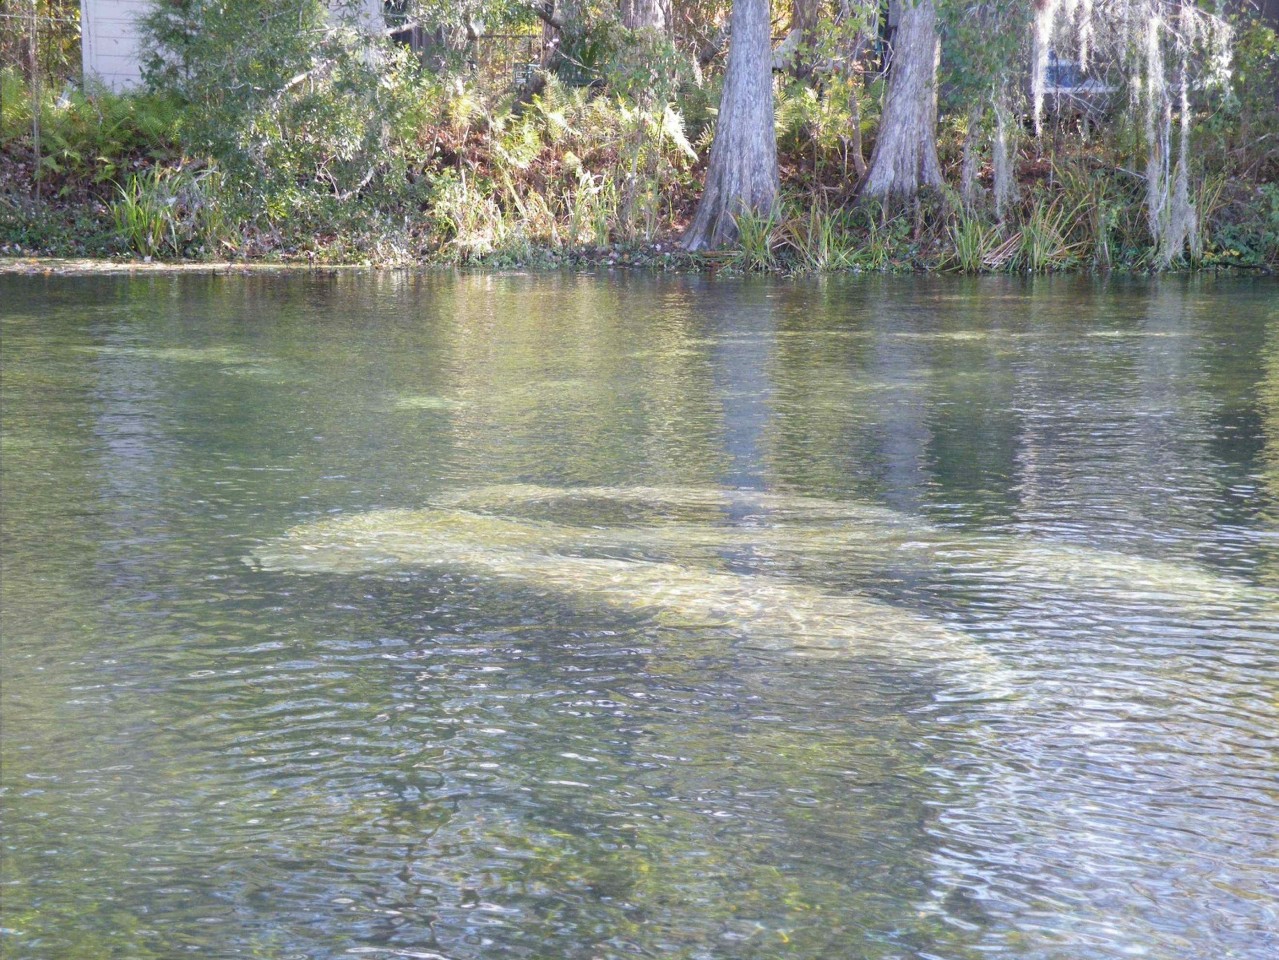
[860,0,943,200]
[681,0,778,251]
[960,102,982,208]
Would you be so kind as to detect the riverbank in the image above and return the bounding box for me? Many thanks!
[4,165,1275,276]
[0,242,714,276]
[0,256,365,276]
[4,68,1277,276]
[3,250,1275,279]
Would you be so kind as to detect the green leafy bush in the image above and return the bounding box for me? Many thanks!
[140,2,419,225]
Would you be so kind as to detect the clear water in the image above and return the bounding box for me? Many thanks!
[1,272,1276,960]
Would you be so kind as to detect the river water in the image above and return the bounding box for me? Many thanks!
[1,272,1276,960]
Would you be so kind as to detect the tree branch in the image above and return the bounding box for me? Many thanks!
[698,22,730,66]
[528,2,563,32]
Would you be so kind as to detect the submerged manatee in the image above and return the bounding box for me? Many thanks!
[74,344,295,381]
[392,395,466,411]
[250,508,1010,689]
[437,484,1276,616]
[75,345,262,364]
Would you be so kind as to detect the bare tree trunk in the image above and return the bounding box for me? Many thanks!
[859,0,943,200]
[681,0,778,251]
[776,0,821,77]
[621,0,667,32]
[29,0,41,206]
[538,1,584,67]
[961,101,982,208]
[847,78,868,179]
[838,22,872,180]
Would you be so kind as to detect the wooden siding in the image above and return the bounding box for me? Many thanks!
[80,0,150,90]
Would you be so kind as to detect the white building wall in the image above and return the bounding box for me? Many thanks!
[350,0,386,34]
[81,0,150,91]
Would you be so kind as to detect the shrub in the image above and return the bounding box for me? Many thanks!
[140,2,416,221]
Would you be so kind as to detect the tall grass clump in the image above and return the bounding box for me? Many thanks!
[944,212,998,273]
[431,172,510,260]
[779,202,859,272]
[111,164,228,258]
[732,208,782,271]
[562,166,617,248]
[1016,195,1084,272]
